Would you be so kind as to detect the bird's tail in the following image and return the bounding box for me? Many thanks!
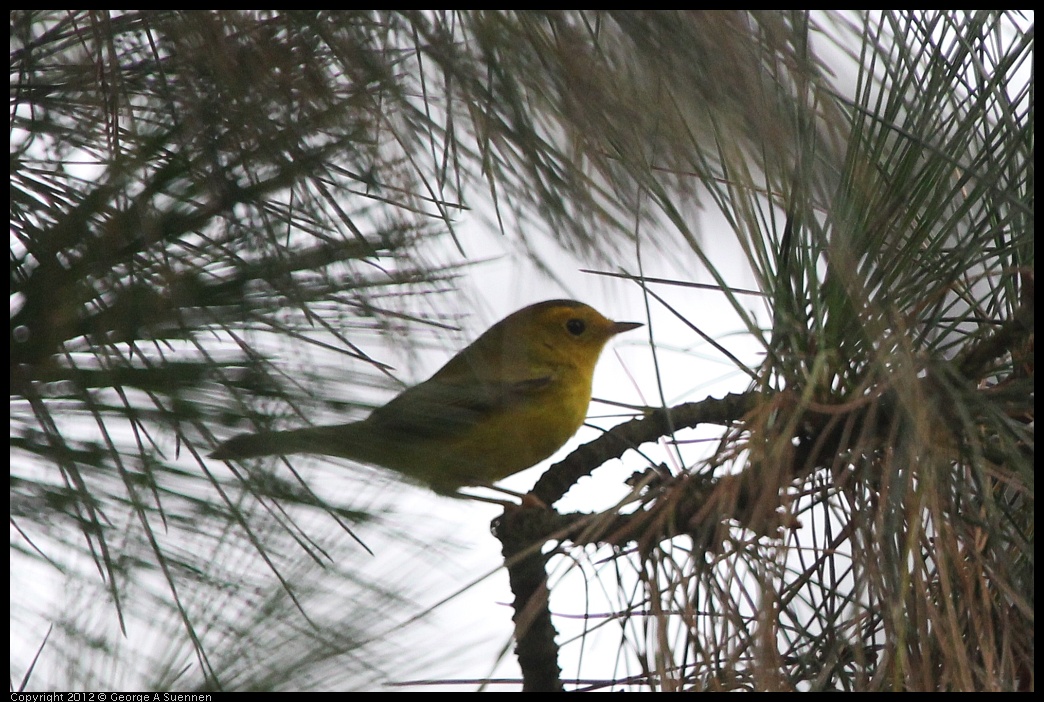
[209,423,367,461]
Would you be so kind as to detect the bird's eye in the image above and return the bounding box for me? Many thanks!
[566,318,586,336]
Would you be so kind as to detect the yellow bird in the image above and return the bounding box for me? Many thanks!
[211,299,642,495]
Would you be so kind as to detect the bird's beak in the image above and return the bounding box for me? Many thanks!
[610,320,643,335]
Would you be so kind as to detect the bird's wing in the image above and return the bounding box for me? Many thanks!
[366,374,552,439]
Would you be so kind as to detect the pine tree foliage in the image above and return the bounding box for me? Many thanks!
[11,11,1032,691]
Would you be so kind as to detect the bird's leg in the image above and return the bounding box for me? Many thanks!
[456,483,548,509]
[454,490,519,508]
